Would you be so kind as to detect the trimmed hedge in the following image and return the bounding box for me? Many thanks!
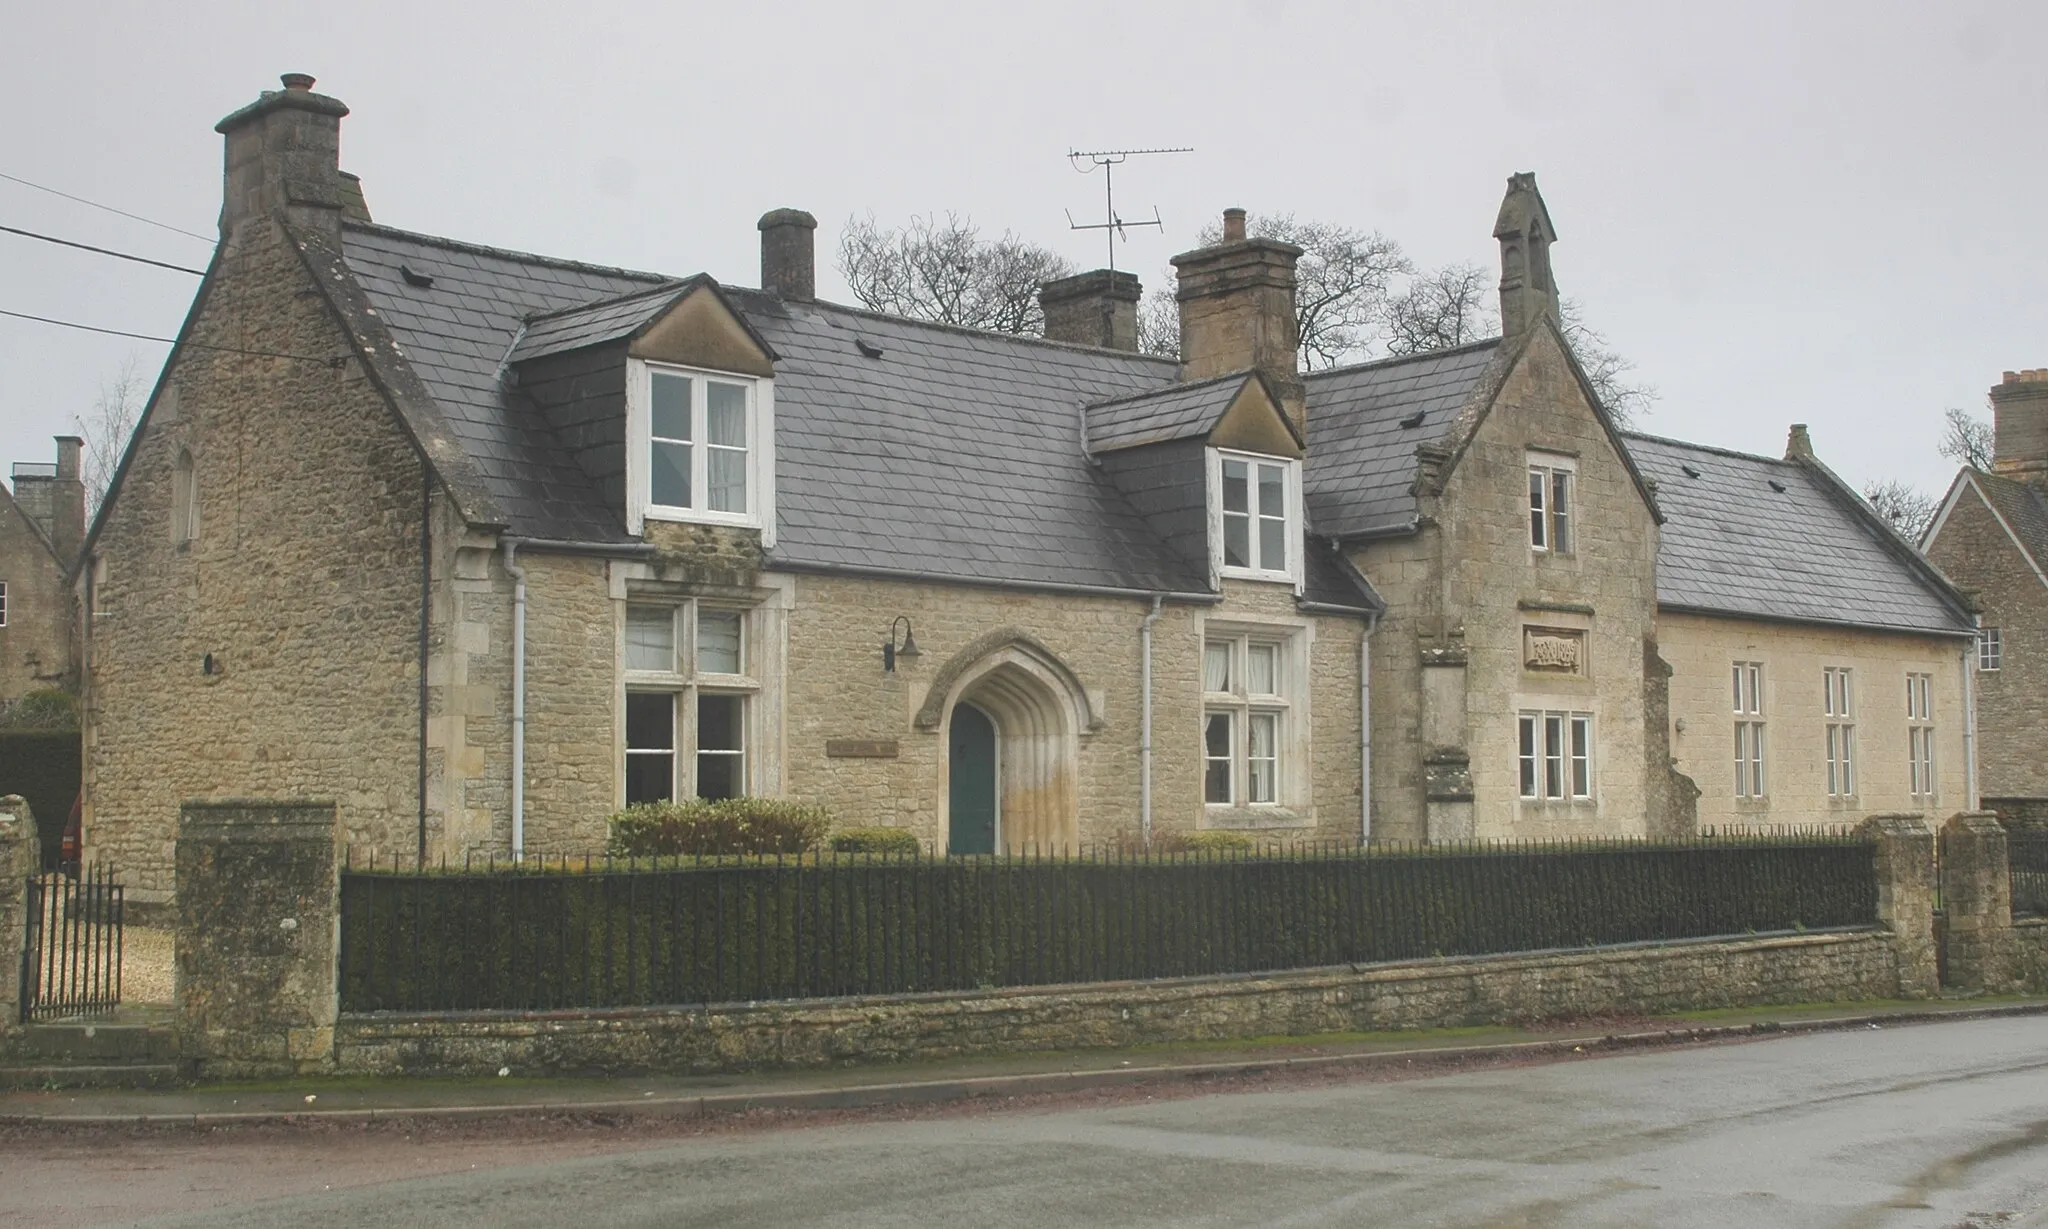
[0,729,80,869]
[829,827,922,855]
[606,797,831,857]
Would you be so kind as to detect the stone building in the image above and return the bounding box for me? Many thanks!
[1925,370,2048,819]
[0,437,83,700]
[80,76,1975,903]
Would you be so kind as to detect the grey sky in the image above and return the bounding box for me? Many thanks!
[3,0,2043,506]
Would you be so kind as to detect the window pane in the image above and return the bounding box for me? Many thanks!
[1203,641,1231,692]
[626,691,674,751]
[697,694,745,801]
[651,373,692,441]
[651,440,691,507]
[1257,465,1285,518]
[1222,460,1249,512]
[707,447,747,513]
[698,610,743,674]
[1519,715,1537,798]
[1258,516,1286,571]
[625,753,674,805]
[1223,514,1250,568]
[1732,665,1742,712]
[1529,470,1547,547]
[1551,472,1572,553]
[1544,714,1564,799]
[625,605,676,672]
[1570,715,1591,797]
[1204,712,1233,803]
[1246,643,1277,695]
[706,383,747,446]
[1248,712,1277,804]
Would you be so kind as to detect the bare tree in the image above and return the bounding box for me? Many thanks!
[76,354,146,519]
[1939,406,1995,471]
[1384,262,1497,358]
[1558,298,1655,430]
[836,213,1073,336]
[1136,288,1181,359]
[1861,478,1938,543]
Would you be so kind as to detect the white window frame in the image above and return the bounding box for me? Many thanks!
[1733,661,1766,800]
[1823,666,1855,798]
[1906,671,1936,799]
[1979,627,2002,672]
[626,359,776,544]
[621,599,760,804]
[1207,448,1303,586]
[1202,629,1300,809]
[1517,709,1594,801]
[0,579,8,628]
[1528,452,1577,555]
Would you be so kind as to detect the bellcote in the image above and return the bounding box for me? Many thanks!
[1494,172,1560,340]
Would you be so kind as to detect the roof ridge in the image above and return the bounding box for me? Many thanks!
[1622,429,1799,470]
[342,220,674,284]
[1304,337,1502,381]
[788,295,1182,367]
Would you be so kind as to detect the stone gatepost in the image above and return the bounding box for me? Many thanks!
[1858,813,1938,998]
[1940,811,2018,994]
[176,801,339,1078]
[0,796,41,1048]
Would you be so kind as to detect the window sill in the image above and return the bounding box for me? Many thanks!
[1516,797,1597,808]
[1218,567,1298,585]
[642,506,762,531]
[1203,806,1312,830]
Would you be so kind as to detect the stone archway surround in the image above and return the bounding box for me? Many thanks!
[920,630,1097,853]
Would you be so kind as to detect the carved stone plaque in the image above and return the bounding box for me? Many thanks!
[1523,626,1584,674]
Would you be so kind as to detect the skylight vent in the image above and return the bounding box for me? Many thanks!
[400,264,436,288]
[855,338,885,359]
[1768,479,1787,493]
[1398,410,1426,429]
[1680,464,1702,479]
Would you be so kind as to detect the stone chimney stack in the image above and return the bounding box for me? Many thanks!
[1171,209,1305,434]
[1039,270,1142,351]
[758,209,818,302]
[215,73,353,239]
[1991,369,2048,481]
[11,437,86,564]
[1494,172,1561,340]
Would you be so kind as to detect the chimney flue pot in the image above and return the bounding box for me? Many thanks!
[1222,208,1247,243]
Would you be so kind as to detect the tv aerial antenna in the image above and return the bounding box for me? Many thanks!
[1065,146,1192,273]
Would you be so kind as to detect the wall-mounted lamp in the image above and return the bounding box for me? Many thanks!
[883,616,921,672]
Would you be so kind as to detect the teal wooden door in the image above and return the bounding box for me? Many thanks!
[948,704,998,855]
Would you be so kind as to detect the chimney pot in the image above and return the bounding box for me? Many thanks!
[280,73,317,91]
[1222,208,1247,243]
[758,208,818,302]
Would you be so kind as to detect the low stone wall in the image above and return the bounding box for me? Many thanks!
[2016,918,2048,993]
[337,928,1901,1077]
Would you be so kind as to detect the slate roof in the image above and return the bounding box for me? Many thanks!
[1302,341,1503,538]
[1967,470,2048,579]
[1085,374,1250,453]
[1626,433,1973,636]
[507,282,692,364]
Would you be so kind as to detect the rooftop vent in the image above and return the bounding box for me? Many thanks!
[1767,479,1787,493]
[1680,464,1701,479]
[400,264,435,287]
[1398,410,1426,429]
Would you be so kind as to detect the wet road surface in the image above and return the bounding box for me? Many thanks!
[17,1014,2048,1228]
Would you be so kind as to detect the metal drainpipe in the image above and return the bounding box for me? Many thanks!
[504,539,528,863]
[1139,595,1164,851]
[1963,626,1979,811]
[1360,612,1378,843]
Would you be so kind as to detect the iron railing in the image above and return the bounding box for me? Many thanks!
[339,836,1878,1014]
[2010,832,2048,917]
[21,863,123,1021]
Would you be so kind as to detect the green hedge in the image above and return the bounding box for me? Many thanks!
[606,798,830,857]
[829,827,922,854]
[0,730,80,869]
[340,836,1880,1013]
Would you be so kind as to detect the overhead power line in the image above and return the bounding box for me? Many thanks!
[0,308,348,368]
[0,170,216,244]
[1,224,207,275]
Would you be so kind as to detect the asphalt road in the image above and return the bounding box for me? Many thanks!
[22,1015,2048,1228]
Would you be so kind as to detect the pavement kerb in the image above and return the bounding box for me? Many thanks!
[9,999,2047,1129]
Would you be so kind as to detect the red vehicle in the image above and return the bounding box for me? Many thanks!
[60,792,81,876]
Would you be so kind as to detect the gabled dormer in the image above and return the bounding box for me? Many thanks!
[510,272,779,543]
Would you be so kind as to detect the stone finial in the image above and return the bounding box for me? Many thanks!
[1039,269,1142,351]
[1785,423,1814,462]
[758,208,818,302]
[1493,171,1561,340]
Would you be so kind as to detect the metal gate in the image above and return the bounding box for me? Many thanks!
[20,864,123,1021]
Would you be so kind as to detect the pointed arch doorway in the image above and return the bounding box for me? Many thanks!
[947,703,998,855]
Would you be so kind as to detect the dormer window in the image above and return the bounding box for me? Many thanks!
[628,359,774,538]
[1209,448,1301,584]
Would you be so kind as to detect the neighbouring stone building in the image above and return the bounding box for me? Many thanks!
[80,76,1977,903]
[0,437,83,700]
[1925,370,2048,821]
